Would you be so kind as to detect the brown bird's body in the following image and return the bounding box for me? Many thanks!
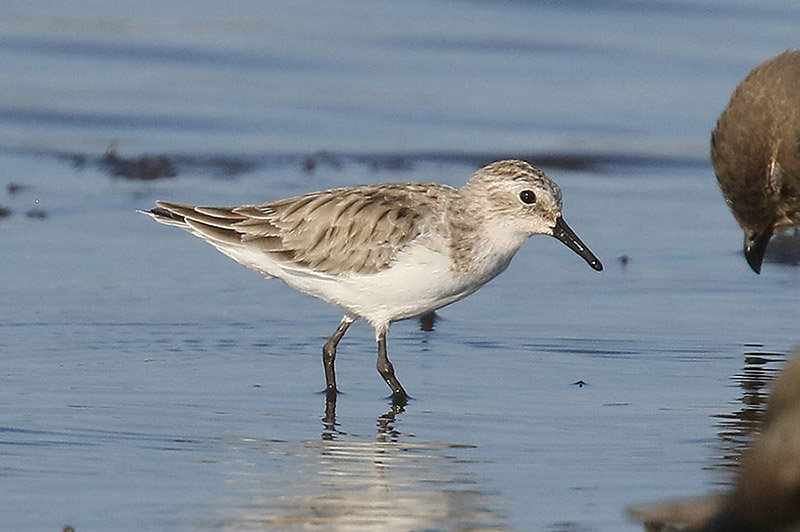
[711,50,800,273]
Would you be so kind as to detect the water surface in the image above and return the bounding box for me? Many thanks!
[1,1,800,531]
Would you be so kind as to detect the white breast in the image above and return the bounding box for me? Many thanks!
[324,232,522,330]
[207,222,525,332]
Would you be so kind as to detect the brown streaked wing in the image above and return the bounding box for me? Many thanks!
[232,183,453,275]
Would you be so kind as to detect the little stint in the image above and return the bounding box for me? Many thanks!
[142,160,603,405]
[712,50,800,274]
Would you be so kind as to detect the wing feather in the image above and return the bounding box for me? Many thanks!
[148,183,454,276]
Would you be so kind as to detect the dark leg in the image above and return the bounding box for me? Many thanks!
[376,330,408,406]
[323,316,354,401]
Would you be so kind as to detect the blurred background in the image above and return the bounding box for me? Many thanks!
[1,1,799,531]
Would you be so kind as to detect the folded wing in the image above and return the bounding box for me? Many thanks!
[144,183,452,276]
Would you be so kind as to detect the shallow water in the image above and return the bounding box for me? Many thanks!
[2,1,800,531]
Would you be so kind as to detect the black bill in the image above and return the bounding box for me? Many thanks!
[744,228,772,275]
[552,216,603,271]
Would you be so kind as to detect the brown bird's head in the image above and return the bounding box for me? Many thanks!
[711,50,800,274]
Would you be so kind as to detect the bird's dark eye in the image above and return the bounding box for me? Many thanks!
[519,190,537,205]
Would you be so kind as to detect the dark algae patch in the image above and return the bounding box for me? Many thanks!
[100,146,178,181]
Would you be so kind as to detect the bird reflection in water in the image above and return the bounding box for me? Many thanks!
[630,349,800,532]
[712,350,784,475]
[218,313,510,531]
[224,401,507,531]
[322,394,406,442]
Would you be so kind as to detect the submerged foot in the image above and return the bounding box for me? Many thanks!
[391,389,409,407]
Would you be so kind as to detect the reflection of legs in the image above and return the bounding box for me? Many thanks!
[323,316,354,399]
[376,330,408,405]
[376,405,403,442]
[322,395,338,437]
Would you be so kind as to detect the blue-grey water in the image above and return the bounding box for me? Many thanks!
[2,1,800,531]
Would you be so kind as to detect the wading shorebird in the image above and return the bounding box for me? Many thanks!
[142,160,603,405]
[712,50,800,274]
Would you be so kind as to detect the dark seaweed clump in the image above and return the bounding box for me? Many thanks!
[100,148,178,181]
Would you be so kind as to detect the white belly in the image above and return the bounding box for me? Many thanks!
[209,234,518,332]
[287,243,514,330]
